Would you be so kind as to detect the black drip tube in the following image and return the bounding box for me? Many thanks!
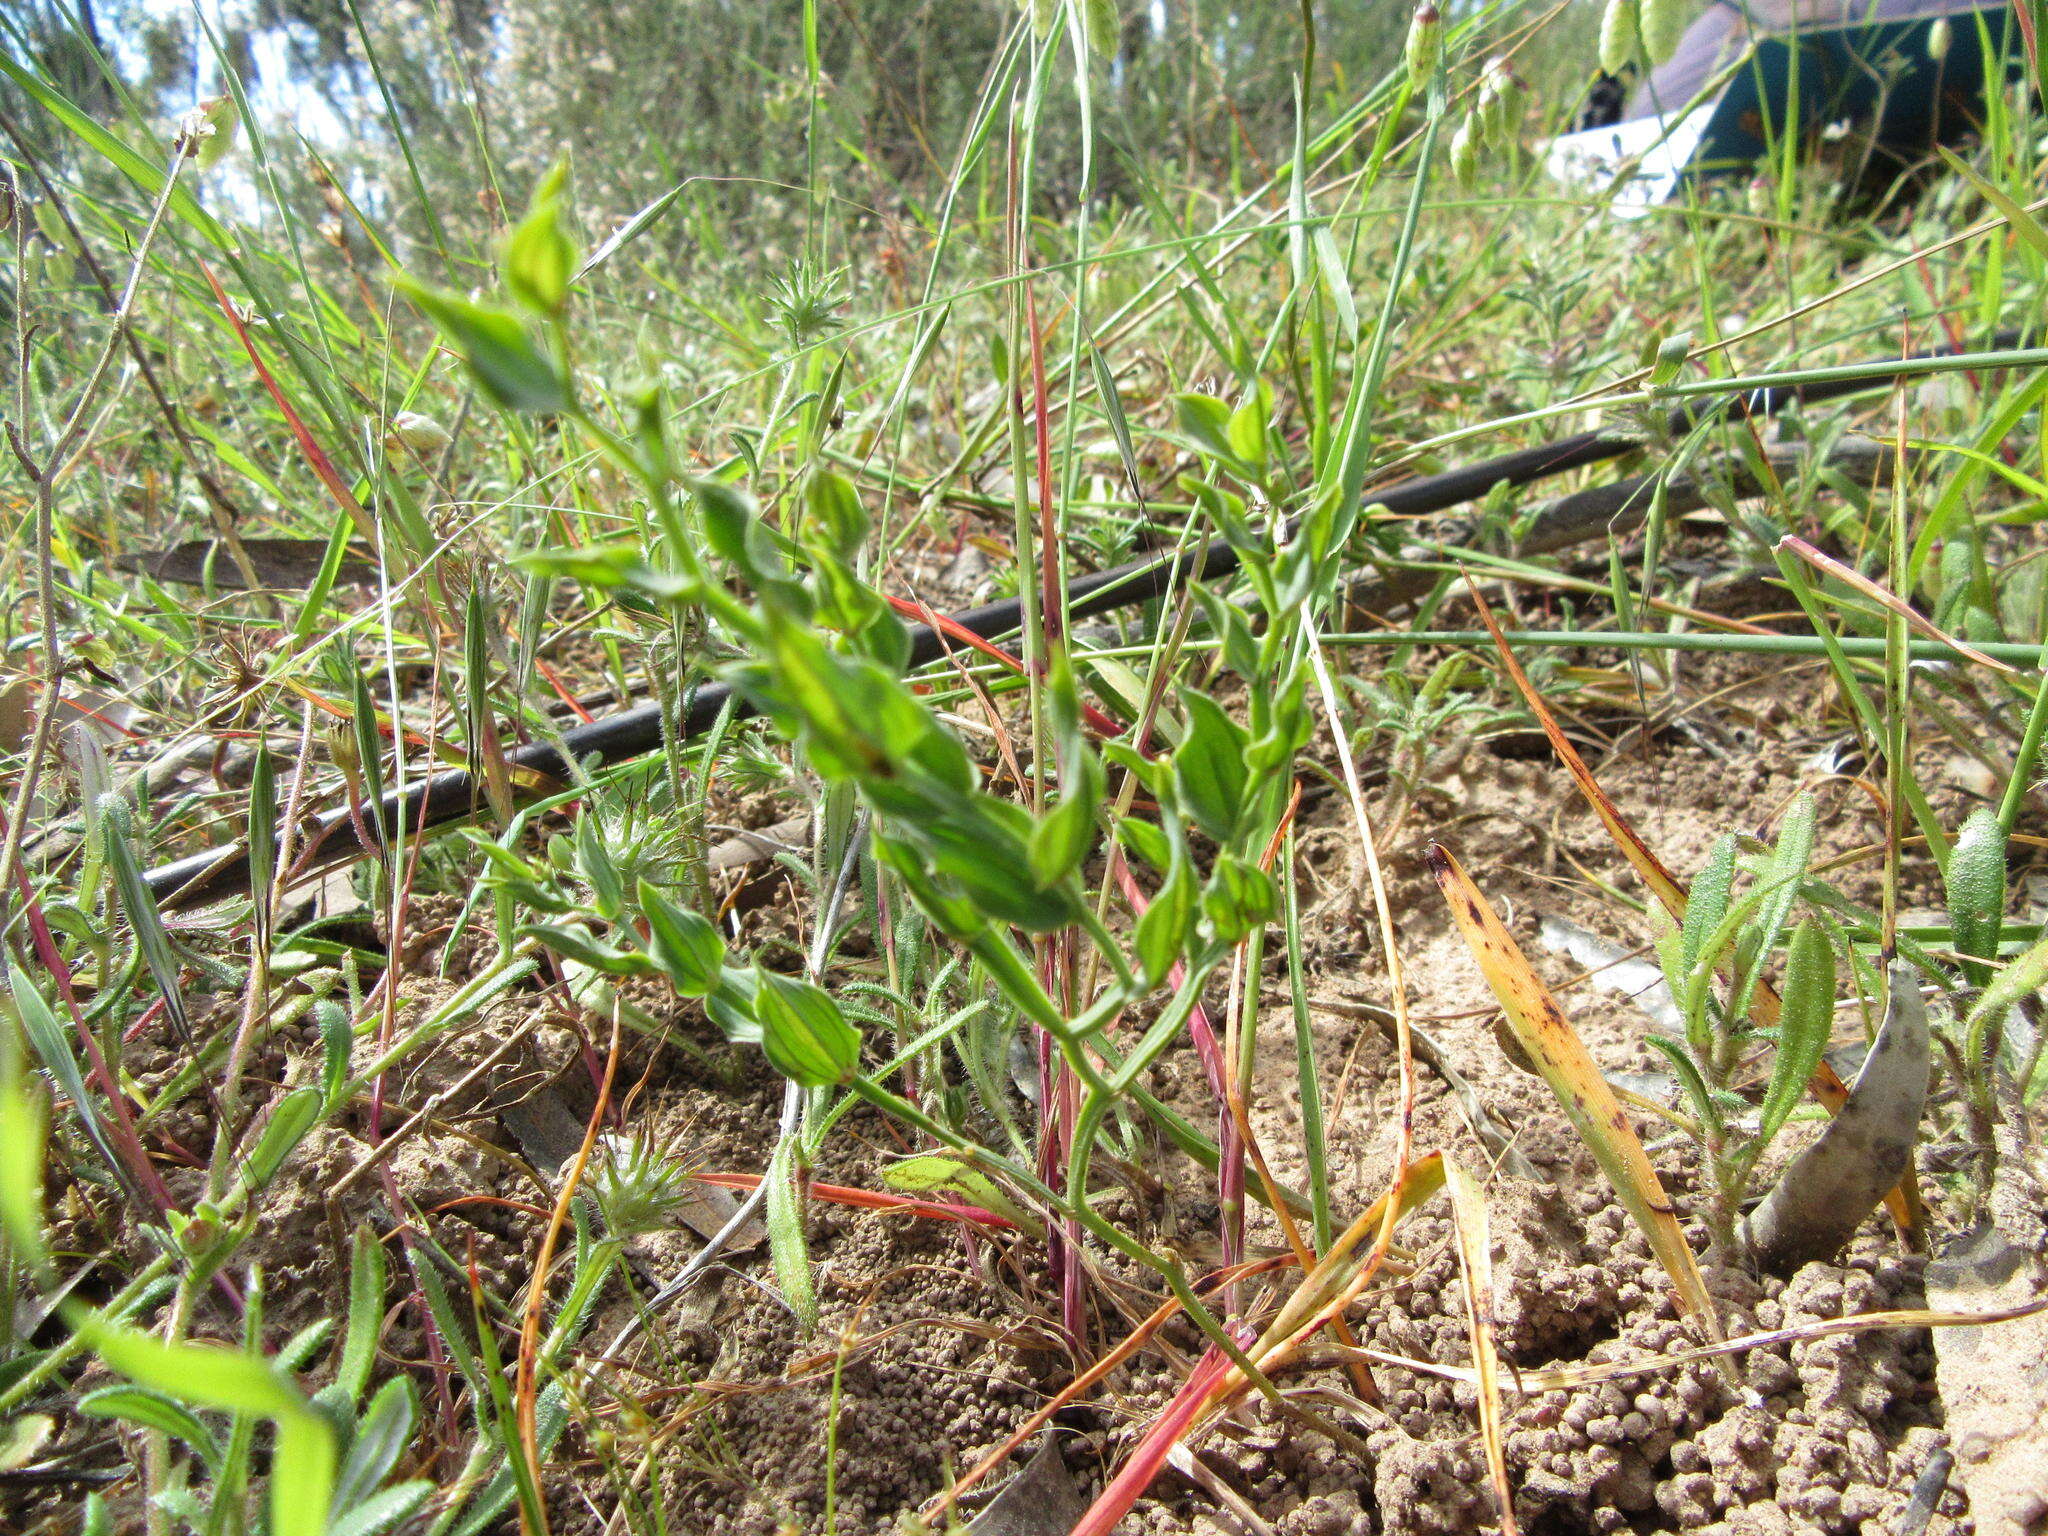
[141,337,2028,909]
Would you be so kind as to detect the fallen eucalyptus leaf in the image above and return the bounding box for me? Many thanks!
[119,539,377,590]
[1743,961,1928,1276]
[966,1433,1088,1536]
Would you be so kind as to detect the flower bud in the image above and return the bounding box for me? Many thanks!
[1405,3,1443,90]
[1926,15,1951,60]
[1450,116,1481,188]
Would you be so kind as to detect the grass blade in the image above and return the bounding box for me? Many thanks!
[1428,843,1729,1361]
[1445,1155,1520,1536]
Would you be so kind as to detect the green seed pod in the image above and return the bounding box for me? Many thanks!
[1478,58,1525,146]
[1639,0,1688,65]
[1450,115,1481,188]
[1926,14,1952,60]
[1405,3,1443,90]
[1946,805,2008,987]
[1599,0,1640,76]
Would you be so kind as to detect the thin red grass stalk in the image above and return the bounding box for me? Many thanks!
[923,1253,1297,1525]
[1070,1328,1253,1536]
[516,1004,622,1536]
[533,659,596,723]
[690,1172,1020,1230]
[200,263,370,530]
[881,594,1126,738]
[11,853,176,1215]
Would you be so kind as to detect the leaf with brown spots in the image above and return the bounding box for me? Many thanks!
[1428,842,1730,1367]
[1465,581,1918,1237]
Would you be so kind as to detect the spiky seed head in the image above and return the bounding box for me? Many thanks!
[589,1133,691,1239]
[767,260,850,349]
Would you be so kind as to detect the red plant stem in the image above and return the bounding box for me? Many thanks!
[8,831,176,1216]
[880,594,1126,739]
[200,262,369,528]
[690,1172,1019,1231]
[1070,1329,1252,1536]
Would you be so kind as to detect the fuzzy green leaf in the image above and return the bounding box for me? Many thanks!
[1758,920,1835,1155]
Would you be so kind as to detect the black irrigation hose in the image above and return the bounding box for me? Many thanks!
[142,334,2030,910]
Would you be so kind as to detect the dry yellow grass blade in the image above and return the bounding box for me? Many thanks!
[1445,1156,1520,1536]
[1427,843,1731,1366]
[1249,1151,1448,1365]
[1318,1295,2048,1394]
[1464,583,1919,1237]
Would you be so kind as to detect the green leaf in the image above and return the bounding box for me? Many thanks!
[1202,855,1277,945]
[1134,850,1197,985]
[330,1377,415,1516]
[78,1386,223,1475]
[882,1155,1038,1231]
[1027,753,1102,889]
[804,469,870,558]
[765,1134,817,1330]
[329,1482,433,1536]
[574,813,625,921]
[1226,385,1272,471]
[7,962,119,1188]
[0,1019,49,1268]
[397,279,570,414]
[519,923,655,977]
[502,162,577,314]
[1674,833,1738,984]
[241,1087,321,1190]
[1734,795,1817,1019]
[637,880,726,997]
[753,970,862,1088]
[1172,392,1238,465]
[1116,818,1173,876]
[1758,920,1835,1155]
[318,1000,352,1113]
[1946,805,2008,987]
[1174,692,1251,842]
[1937,146,2048,263]
[338,1223,386,1406]
[101,796,188,1034]
[83,1323,333,1536]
